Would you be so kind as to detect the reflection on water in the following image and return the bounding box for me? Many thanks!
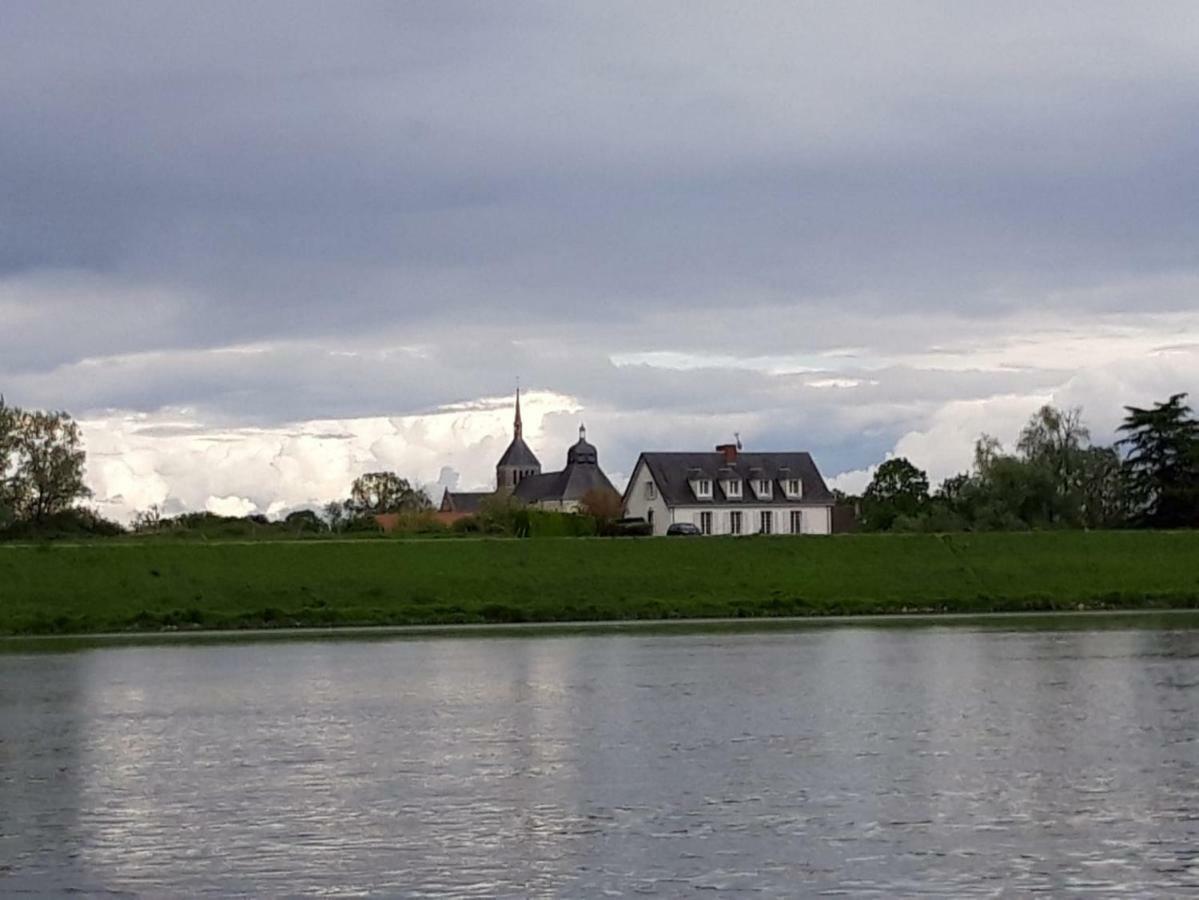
[1,624,1198,896]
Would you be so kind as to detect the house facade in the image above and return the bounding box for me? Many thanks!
[623,443,835,536]
[441,390,618,515]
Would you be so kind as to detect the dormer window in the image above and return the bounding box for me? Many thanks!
[756,479,772,498]
[726,480,741,498]
[785,478,802,498]
[695,479,712,498]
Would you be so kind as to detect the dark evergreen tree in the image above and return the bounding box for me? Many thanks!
[1117,393,1199,528]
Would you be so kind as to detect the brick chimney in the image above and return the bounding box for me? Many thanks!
[716,443,738,463]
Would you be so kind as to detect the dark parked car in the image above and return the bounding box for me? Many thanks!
[666,522,702,536]
[611,517,654,537]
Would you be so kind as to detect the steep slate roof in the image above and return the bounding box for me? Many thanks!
[628,452,835,507]
[513,461,617,504]
[514,434,617,504]
[441,490,490,513]
[497,435,541,469]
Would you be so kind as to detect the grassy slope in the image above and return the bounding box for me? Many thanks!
[2,531,1198,635]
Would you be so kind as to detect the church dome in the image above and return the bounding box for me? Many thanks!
[566,424,598,466]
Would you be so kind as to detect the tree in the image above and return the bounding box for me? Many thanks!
[284,509,325,534]
[1018,406,1089,469]
[579,487,624,532]
[1118,393,1199,528]
[861,457,930,531]
[0,398,18,528]
[322,500,348,533]
[964,434,1065,529]
[346,472,431,516]
[9,409,91,524]
[131,504,165,533]
[973,455,1056,529]
[1076,446,1127,529]
[972,434,1004,475]
[1016,405,1094,526]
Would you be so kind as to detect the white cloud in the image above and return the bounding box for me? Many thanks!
[69,308,1199,519]
[80,391,581,522]
[206,495,257,518]
[829,331,1199,494]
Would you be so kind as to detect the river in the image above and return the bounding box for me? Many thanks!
[2,616,1197,896]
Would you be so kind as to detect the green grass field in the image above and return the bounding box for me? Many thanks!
[2,531,1198,635]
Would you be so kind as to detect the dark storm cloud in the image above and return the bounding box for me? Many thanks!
[2,1,1198,440]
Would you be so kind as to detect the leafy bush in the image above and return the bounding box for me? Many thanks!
[478,493,524,535]
[0,507,124,540]
[384,511,448,535]
[284,509,325,534]
[451,515,483,534]
[343,515,383,533]
[526,510,597,537]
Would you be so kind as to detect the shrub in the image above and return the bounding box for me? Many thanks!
[385,511,448,535]
[284,509,325,534]
[451,515,483,534]
[526,510,597,538]
[478,493,523,535]
[0,507,124,540]
[579,487,624,532]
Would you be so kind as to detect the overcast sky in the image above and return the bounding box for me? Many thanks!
[3,2,1198,520]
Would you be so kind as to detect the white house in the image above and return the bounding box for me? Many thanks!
[622,443,835,536]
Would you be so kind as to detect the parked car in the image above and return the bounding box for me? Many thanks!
[612,517,654,537]
[666,522,702,536]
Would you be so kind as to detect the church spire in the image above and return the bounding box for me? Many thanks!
[514,386,523,440]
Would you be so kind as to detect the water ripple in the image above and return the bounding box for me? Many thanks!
[1,626,1197,896]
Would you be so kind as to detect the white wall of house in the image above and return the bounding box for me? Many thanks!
[625,460,834,536]
[674,505,832,535]
[622,459,675,535]
[802,505,833,535]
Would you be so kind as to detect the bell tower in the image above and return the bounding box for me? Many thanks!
[495,387,541,492]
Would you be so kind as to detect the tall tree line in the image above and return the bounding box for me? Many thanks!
[857,394,1199,532]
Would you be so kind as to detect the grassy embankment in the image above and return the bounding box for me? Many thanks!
[2,531,1198,635]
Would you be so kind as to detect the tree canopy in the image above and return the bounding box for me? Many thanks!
[346,471,432,516]
[856,398,1194,533]
[861,457,929,531]
[1118,393,1199,528]
[0,401,92,531]
[0,399,18,528]
[579,487,624,530]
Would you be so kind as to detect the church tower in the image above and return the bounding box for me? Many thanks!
[495,388,541,493]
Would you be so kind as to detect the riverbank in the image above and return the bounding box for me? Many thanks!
[2,531,1197,635]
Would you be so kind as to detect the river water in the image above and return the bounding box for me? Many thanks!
[1,617,1197,897]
